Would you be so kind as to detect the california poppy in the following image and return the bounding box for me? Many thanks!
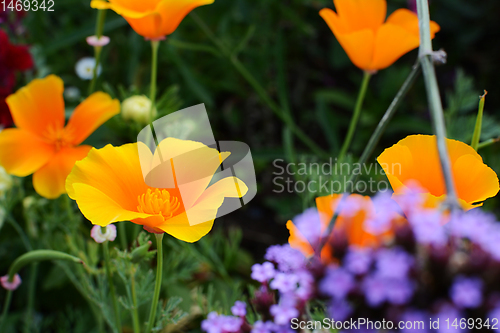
[287,193,399,260]
[377,135,500,210]
[66,139,248,242]
[90,0,214,40]
[320,0,440,71]
[0,75,120,199]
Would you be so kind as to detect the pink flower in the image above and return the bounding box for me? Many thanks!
[90,224,117,243]
[1,274,21,290]
[86,35,110,47]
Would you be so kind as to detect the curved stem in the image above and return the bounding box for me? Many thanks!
[0,290,12,331]
[89,9,107,95]
[145,233,164,333]
[338,71,372,161]
[103,241,121,333]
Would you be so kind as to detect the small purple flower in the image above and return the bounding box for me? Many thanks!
[231,300,246,317]
[264,245,305,272]
[385,278,414,305]
[251,321,276,333]
[320,267,355,299]
[336,194,364,217]
[201,312,243,333]
[408,209,447,247]
[362,274,387,307]
[364,192,401,235]
[488,306,500,324]
[292,208,323,245]
[328,298,353,321]
[251,262,276,283]
[344,246,372,275]
[395,181,426,214]
[375,247,413,279]
[435,304,468,333]
[270,273,299,294]
[450,276,483,308]
[295,270,314,300]
[400,309,429,332]
[270,304,299,325]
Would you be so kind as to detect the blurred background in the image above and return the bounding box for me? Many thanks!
[2,0,500,331]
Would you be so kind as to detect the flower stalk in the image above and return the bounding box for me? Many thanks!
[149,40,160,148]
[89,9,107,95]
[471,91,487,151]
[145,233,164,333]
[338,71,372,161]
[416,0,459,210]
[103,240,121,332]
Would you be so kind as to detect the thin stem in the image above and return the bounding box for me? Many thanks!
[190,13,328,159]
[103,241,121,333]
[131,267,141,333]
[347,63,421,189]
[89,9,107,95]
[145,233,164,333]
[148,40,160,148]
[416,0,459,210]
[6,213,32,251]
[119,222,127,250]
[478,137,500,150]
[0,290,12,331]
[24,263,38,333]
[338,71,372,161]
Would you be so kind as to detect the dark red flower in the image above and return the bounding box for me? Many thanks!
[0,29,33,127]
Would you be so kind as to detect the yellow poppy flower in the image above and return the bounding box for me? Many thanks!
[377,135,500,210]
[65,139,248,242]
[320,0,440,71]
[0,75,119,199]
[90,0,214,40]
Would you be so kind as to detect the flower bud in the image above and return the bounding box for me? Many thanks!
[121,95,157,124]
[1,274,21,290]
[90,225,117,243]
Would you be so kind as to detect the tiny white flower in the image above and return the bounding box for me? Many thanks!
[64,86,81,102]
[121,95,157,124]
[75,57,102,80]
[86,35,110,47]
[90,224,117,243]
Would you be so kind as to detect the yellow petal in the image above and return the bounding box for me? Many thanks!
[33,146,92,199]
[151,212,214,242]
[66,143,149,212]
[91,0,155,17]
[6,75,65,137]
[0,128,55,176]
[72,183,150,226]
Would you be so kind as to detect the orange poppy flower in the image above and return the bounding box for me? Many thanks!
[90,0,214,40]
[287,193,399,260]
[377,135,500,210]
[0,75,119,199]
[65,139,248,242]
[320,0,440,71]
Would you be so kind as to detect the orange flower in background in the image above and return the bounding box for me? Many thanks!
[377,135,500,210]
[320,0,440,71]
[0,75,119,199]
[66,139,248,242]
[287,193,400,260]
[90,0,214,40]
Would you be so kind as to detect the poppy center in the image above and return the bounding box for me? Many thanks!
[137,188,181,219]
[44,124,73,151]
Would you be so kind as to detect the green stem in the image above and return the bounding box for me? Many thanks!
[471,91,487,151]
[347,63,421,190]
[190,13,328,159]
[103,240,121,333]
[478,137,500,150]
[119,222,127,250]
[131,268,141,333]
[6,213,32,251]
[89,9,107,95]
[338,71,372,161]
[416,0,459,210]
[0,291,12,331]
[148,40,160,148]
[145,233,164,333]
[24,263,38,333]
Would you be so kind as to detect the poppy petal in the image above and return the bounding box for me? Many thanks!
[156,0,215,36]
[333,0,386,32]
[151,212,214,242]
[65,92,120,145]
[286,220,315,257]
[33,146,92,199]
[6,75,65,137]
[386,8,440,38]
[66,143,149,212]
[73,183,151,226]
[0,128,55,176]
[91,0,154,17]
[371,23,419,70]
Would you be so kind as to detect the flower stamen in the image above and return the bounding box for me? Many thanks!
[137,188,181,219]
